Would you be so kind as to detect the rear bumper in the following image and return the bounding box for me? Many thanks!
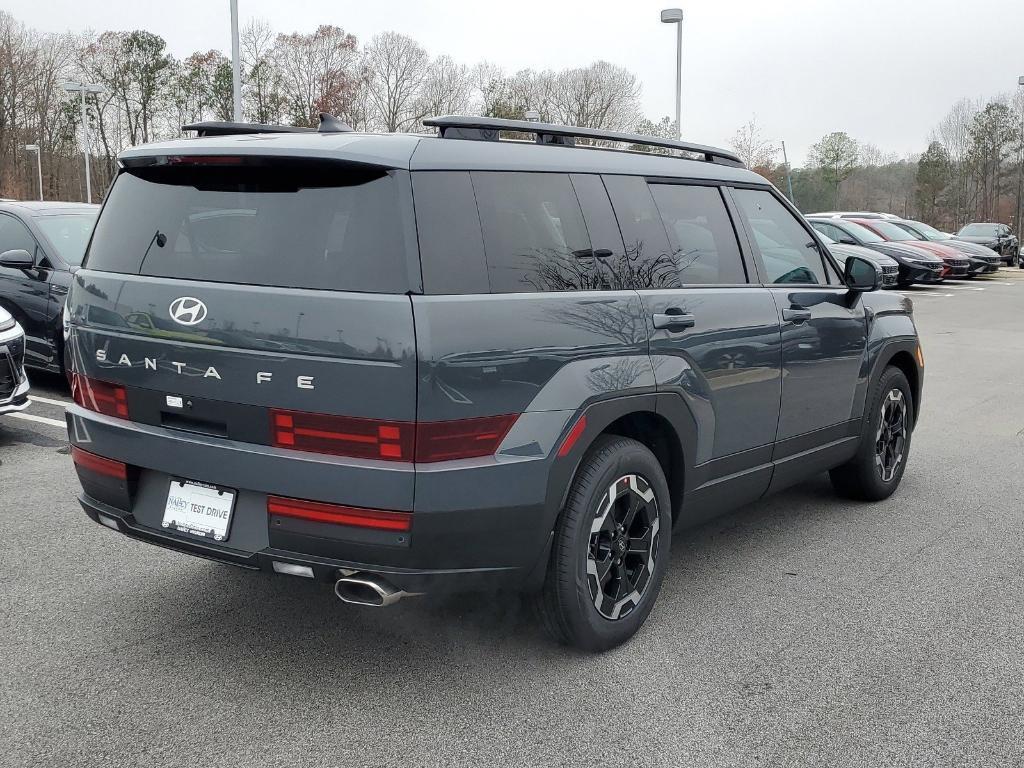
[79,493,528,593]
[68,406,557,594]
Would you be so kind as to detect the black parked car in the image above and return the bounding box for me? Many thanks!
[0,201,99,374]
[893,219,1001,276]
[806,216,944,287]
[0,305,30,416]
[955,222,1018,265]
[66,115,922,651]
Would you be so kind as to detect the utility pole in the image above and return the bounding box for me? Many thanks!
[230,0,243,122]
[781,140,796,206]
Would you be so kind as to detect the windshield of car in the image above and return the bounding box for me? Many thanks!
[904,220,949,240]
[959,223,1000,237]
[864,221,916,241]
[34,213,97,266]
[839,221,884,243]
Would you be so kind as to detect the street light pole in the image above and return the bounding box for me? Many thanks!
[230,0,243,122]
[660,9,683,140]
[1015,74,1024,255]
[62,82,106,203]
[23,144,42,201]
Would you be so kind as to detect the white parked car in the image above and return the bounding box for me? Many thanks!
[0,305,30,415]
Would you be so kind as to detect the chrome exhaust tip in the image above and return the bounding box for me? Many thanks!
[334,573,412,607]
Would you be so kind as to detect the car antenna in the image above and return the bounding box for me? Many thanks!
[318,113,354,133]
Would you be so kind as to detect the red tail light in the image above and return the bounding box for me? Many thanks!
[71,446,127,479]
[268,495,411,532]
[271,410,518,463]
[71,374,129,419]
[271,409,414,461]
[415,415,518,462]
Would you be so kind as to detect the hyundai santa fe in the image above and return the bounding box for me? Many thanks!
[66,115,923,651]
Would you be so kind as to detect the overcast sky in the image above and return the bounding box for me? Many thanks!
[8,0,1024,164]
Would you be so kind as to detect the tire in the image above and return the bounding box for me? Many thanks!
[830,366,913,501]
[536,435,671,652]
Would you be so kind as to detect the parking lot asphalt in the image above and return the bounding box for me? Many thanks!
[3,273,1024,768]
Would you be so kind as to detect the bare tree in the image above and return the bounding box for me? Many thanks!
[416,55,473,123]
[241,18,286,124]
[363,32,429,132]
[730,117,778,170]
[273,25,359,127]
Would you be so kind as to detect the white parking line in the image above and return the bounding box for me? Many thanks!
[9,412,66,429]
[28,394,70,407]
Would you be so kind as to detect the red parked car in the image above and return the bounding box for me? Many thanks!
[848,218,970,278]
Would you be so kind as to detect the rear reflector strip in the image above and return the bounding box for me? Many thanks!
[557,415,587,457]
[267,495,412,532]
[71,374,129,419]
[270,409,518,463]
[71,446,128,479]
[415,414,518,462]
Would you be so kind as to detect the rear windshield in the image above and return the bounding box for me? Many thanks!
[85,159,412,293]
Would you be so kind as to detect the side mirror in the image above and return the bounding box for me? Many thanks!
[844,254,880,292]
[0,249,34,268]
[837,236,857,246]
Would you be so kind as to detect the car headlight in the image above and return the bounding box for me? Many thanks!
[0,314,15,333]
[62,302,71,341]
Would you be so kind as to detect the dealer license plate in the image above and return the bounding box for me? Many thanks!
[162,480,236,542]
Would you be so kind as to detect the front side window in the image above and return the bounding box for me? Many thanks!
[732,188,827,285]
[472,172,595,293]
[0,214,37,259]
[649,184,747,285]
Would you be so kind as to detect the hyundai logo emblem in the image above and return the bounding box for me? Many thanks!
[169,297,208,326]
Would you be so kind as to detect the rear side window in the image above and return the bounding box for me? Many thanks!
[649,184,747,285]
[603,175,680,289]
[471,172,594,293]
[86,160,413,293]
[732,188,828,285]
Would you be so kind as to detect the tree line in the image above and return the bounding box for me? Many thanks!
[730,96,1024,230]
[0,10,660,202]
[2,8,1022,233]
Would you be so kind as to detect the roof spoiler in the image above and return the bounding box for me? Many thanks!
[422,115,744,167]
[182,113,354,137]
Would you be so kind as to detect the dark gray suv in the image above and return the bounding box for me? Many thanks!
[66,116,923,651]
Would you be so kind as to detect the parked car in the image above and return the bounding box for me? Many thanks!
[809,211,902,220]
[65,115,923,651]
[0,305,30,416]
[954,223,1019,266]
[807,216,944,287]
[892,219,1001,276]
[847,218,970,278]
[816,232,900,288]
[0,201,99,374]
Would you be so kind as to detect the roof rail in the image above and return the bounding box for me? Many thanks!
[183,113,353,138]
[422,115,744,167]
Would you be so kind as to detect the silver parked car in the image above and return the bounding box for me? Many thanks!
[0,305,30,416]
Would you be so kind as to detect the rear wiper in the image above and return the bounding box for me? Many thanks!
[139,230,167,272]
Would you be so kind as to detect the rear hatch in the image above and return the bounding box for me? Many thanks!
[68,152,422,515]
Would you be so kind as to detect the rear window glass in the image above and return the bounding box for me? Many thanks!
[471,172,593,293]
[85,161,412,293]
[649,184,747,284]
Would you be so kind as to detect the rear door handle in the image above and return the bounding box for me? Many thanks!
[652,311,696,331]
[782,308,812,324]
